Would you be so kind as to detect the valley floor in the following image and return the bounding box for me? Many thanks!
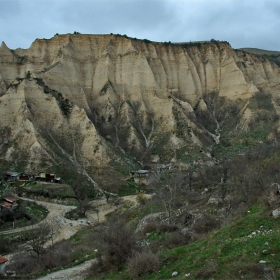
[2,195,142,280]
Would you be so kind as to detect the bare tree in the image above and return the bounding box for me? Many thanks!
[78,196,93,216]
[63,174,96,216]
[25,222,51,261]
[46,217,62,246]
[151,170,189,224]
[98,179,120,204]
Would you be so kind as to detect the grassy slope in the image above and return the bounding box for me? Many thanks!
[100,201,280,280]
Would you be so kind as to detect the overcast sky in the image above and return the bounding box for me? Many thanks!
[0,0,279,51]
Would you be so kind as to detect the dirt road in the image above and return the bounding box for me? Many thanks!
[35,196,142,280]
[36,259,96,280]
[3,194,146,279]
[1,198,88,243]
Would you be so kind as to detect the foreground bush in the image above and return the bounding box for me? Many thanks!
[164,231,192,249]
[127,251,160,278]
[192,214,221,234]
[93,217,137,270]
[7,239,81,274]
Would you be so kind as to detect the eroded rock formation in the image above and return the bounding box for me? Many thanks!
[1,34,280,180]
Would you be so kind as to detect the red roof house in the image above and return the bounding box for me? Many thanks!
[0,197,19,211]
[3,197,19,203]
[0,255,8,275]
[0,201,13,210]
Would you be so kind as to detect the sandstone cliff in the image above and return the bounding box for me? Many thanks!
[0,34,280,181]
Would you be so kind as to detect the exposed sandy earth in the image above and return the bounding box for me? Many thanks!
[2,195,139,243]
[2,198,85,242]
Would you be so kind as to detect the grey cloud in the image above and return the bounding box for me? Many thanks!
[59,0,171,37]
[0,0,280,50]
[161,0,280,49]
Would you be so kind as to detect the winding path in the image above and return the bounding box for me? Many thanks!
[36,259,96,280]
[1,198,84,241]
[2,195,144,279]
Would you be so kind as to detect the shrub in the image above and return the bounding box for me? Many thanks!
[136,193,149,205]
[127,251,160,278]
[8,255,40,274]
[195,259,218,279]
[228,262,268,279]
[164,231,192,249]
[59,98,73,117]
[195,268,216,279]
[41,240,76,269]
[192,214,220,234]
[94,217,137,269]
[142,222,158,235]
[157,223,179,232]
[7,239,77,274]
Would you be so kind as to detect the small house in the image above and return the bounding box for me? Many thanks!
[36,173,61,183]
[36,172,47,182]
[131,170,156,186]
[3,196,19,205]
[155,164,171,172]
[0,197,19,211]
[0,256,8,275]
[19,174,34,181]
[0,201,13,211]
[5,171,20,181]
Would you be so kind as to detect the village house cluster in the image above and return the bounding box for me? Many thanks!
[4,171,61,183]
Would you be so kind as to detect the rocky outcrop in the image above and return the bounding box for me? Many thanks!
[0,34,280,179]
